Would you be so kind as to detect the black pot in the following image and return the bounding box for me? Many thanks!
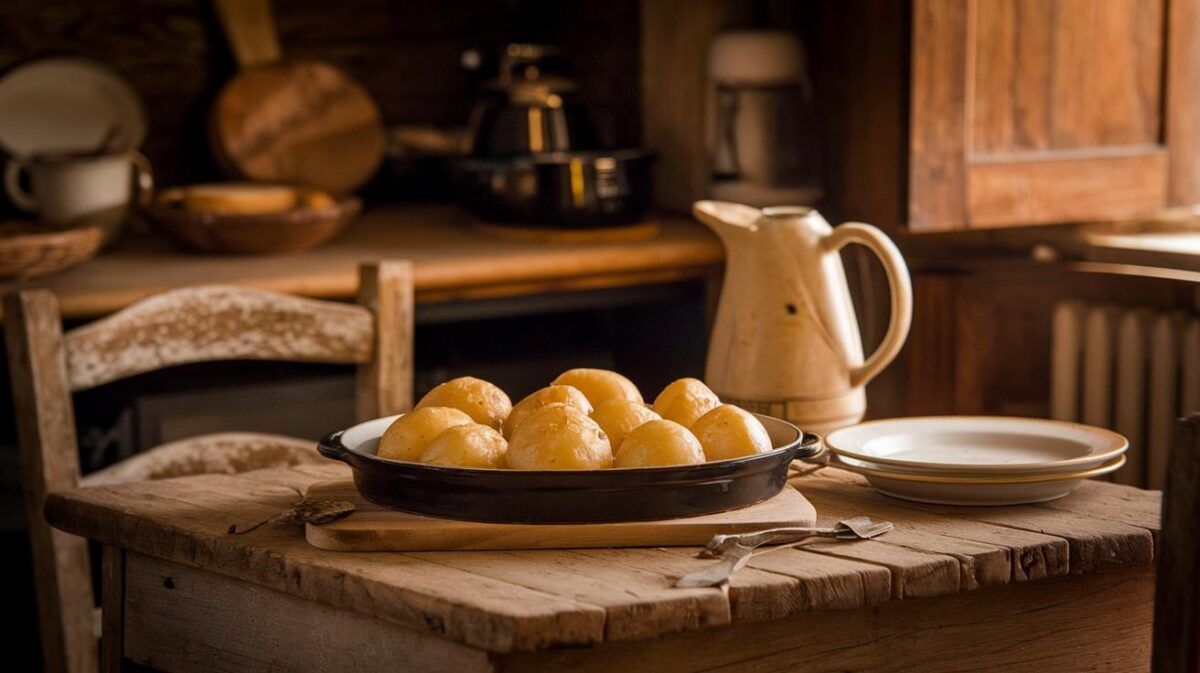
[317,412,822,524]
[467,100,597,157]
[454,149,654,228]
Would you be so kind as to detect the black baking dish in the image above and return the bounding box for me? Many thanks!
[317,413,821,524]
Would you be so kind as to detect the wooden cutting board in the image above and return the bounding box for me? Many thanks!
[209,0,384,194]
[304,480,816,552]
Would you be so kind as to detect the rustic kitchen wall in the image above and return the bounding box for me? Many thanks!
[0,0,641,187]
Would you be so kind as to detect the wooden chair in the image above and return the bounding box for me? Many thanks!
[1153,413,1200,673]
[4,261,413,673]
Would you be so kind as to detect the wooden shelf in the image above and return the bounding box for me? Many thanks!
[0,206,725,320]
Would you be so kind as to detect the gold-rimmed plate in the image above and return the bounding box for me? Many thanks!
[831,454,1126,506]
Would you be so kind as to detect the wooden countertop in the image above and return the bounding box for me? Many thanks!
[46,462,1160,655]
[1,206,724,320]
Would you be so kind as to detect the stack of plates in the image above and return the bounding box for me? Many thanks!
[825,417,1128,505]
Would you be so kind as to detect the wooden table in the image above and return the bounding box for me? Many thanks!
[0,206,724,320]
[45,462,1160,672]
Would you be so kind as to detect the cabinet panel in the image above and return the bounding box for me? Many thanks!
[971,0,1163,155]
[967,151,1166,227]
[910,0,1194,231]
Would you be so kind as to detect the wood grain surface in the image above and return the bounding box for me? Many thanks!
[62,286,374,391]
[1153,414,1200,673]
[497,566,1154,673]
[970,0,1163,155]
[0,206,723,321]
[303,480,816,551]
[3,291,97,673]
[910,0,1175,231]
[44,462,1161,655]
[211,61,385,194]
[207,0,386,195]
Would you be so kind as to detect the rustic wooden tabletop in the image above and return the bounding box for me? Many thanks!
[46,463,1160,673]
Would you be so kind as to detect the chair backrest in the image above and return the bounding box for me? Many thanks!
[1153,413,1200,673]
[3,260,413,673]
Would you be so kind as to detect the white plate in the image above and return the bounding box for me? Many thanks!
[832,455,1126,506]
[825,416,1127,474]
[0,57,147,156]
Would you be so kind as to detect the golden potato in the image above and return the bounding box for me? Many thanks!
[613,419,705,468]
[652,378,721,428]
[376,407,474,462]
[590,399,660,449]
[506,404,613,470]
[418,424,508,469]
[691,404,773,461]
[416,376,512,431]
[503,385,593,439]
[551,368,643,406]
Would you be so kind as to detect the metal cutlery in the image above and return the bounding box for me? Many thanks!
[675,517,893,588]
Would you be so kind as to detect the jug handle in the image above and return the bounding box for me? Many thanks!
[823,223,913,389]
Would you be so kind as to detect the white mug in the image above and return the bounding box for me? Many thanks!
[4,150,153,237]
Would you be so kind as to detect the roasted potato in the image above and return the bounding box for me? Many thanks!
[418,423,508,469]
[416,376,512,431]
[652,378,721,428]
[503,385,593,439]
[590,399,660,449]
[506,403,613,470]
[552,368,643,406]
[691,404,773,461]
[377,407,474,462]
[613,419,705,468]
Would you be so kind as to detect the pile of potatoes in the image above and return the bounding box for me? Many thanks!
[376,369,774,470]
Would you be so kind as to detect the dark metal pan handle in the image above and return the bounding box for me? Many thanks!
[317,430,349,462]
[791,432,825,463]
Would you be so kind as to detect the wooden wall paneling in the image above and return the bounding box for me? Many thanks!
[2,290,97,673]
[909,0,968,232]
[1167,0,1200,204]
[792,0,908,231]
[639,0,751,212]
[905,273,960,416]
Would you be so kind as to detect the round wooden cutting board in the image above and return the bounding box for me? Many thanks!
[209,0,385,194]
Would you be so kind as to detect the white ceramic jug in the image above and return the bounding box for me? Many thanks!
[694,201,912,434]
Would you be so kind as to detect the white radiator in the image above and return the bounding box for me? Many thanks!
[1051,301,1200,489]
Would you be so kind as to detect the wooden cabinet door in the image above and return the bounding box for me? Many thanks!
[910,0,1200,231]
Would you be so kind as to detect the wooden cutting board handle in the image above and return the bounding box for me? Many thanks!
[213,0,282,68]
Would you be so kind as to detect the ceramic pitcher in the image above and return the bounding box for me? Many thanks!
[694,201,912,434]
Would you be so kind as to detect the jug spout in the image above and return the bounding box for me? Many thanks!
[693,200,761,241]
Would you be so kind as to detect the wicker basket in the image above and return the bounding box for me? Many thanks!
[0,222,104,280]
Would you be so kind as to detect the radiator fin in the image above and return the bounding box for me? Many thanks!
[1051,302,1198,489]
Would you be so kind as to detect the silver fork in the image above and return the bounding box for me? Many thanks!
[675,517,893,588]
[700,517,894,558]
